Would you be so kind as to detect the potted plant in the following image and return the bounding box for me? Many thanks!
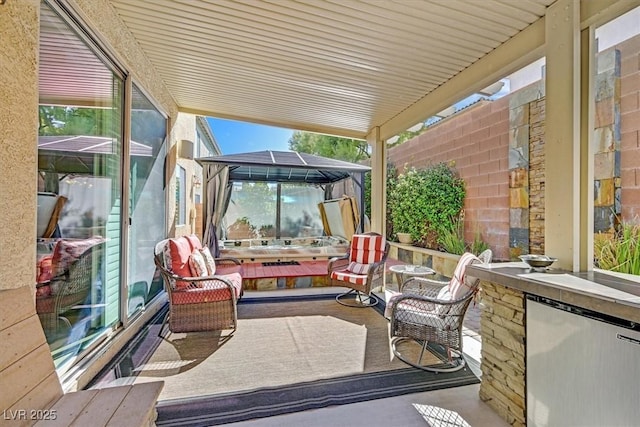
[227,217,257,239]
[396,232,413,244]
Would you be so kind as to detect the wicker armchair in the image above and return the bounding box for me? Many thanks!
[328,232,389,307]
[154,237,243,336]
[387,251,489,372]
[36,242,104,341]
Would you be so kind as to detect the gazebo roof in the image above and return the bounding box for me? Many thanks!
[196,150,369,184]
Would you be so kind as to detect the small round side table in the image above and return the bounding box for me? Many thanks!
[388,264,435,291]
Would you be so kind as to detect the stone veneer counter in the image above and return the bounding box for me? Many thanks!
[466,263,640,427]
[467,263,640,323]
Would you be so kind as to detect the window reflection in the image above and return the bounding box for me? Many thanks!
[224,182,324,239]
[37,1,123,371]
[128,85,167,317]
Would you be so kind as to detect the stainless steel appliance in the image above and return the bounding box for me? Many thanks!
[526,296,640,427]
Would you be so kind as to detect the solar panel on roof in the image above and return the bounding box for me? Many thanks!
[197,150,369,184]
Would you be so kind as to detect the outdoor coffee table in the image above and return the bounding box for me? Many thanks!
[389,264,435,291]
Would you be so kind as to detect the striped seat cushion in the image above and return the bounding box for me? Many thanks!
[330,269,368,286]
[386,252,480,318]
[350,234,386,264]
[331,234,386,287]
[347,261,370,274]
[448,252,480,299]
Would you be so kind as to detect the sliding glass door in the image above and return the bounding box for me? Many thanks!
[127,85,167,317]
[37,1,124,372]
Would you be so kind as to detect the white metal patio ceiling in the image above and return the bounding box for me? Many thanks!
[106,0,555,139]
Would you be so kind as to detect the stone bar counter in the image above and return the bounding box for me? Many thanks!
[466,262,640,427]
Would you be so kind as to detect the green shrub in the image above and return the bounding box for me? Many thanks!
[389,162,465,248]
[594,223,640,275]
[438,215,466,255]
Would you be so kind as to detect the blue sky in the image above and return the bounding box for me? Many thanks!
[206,117,294,154]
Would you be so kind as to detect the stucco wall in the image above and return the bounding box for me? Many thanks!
[171,113,200,238]
[0,0,39,290]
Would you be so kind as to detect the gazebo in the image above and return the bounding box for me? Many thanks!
[196,150,371,253]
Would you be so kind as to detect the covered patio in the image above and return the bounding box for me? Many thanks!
[3,1,640,426]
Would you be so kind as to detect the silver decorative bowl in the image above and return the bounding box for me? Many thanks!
[519,255,557,268]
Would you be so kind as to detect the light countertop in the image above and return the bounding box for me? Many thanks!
[467,262,640,324]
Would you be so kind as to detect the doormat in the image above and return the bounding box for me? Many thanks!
[261,260,300,266]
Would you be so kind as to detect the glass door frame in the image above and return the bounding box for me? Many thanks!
[120,77,170,327]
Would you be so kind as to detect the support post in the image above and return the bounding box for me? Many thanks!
[368,127,386,236]
[544,0,581,271]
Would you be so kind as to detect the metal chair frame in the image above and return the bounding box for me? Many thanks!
[388,250,491,372]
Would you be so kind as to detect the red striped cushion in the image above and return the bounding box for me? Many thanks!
[448,252,480,299]
[350,234,386,264]
[330,269,367,286]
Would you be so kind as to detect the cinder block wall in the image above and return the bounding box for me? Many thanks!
[620,35,640,220]
[388,98,511,260]
[388,32,640,261]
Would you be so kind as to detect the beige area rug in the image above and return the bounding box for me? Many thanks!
[91,296,479,426]
[125,299,439,401]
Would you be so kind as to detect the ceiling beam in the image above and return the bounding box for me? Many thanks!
[580,0,640,29]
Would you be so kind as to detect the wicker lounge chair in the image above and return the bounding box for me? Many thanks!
[328,232,389,307]
[36,240,105,341]
[387,251,490,372]
[154,236,243,336]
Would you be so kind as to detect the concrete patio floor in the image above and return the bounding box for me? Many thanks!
[223,383,506,427]
[226,287,501,427]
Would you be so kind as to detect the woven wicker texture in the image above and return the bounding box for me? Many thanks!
[388,251,491,372]
[36,243,104,339]
[154,237,243,334]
